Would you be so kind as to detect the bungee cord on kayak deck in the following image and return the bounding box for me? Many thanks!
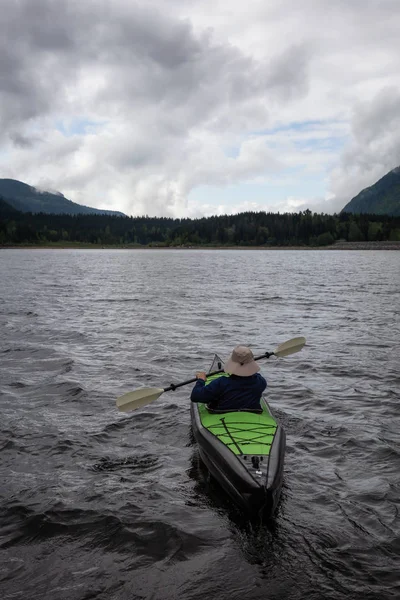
[205,420,276,454]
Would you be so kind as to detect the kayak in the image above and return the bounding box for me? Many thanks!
[190,354,286,515]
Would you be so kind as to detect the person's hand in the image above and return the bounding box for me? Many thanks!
[196,371,207,381]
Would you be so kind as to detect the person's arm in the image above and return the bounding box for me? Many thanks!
[257,373,267,393]
[190,374,222,404]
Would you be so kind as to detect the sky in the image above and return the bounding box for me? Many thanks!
[1,0,400,218]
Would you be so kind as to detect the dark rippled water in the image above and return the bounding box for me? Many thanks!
[1,248,399,600]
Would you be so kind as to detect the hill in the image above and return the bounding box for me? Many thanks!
[0,179,125,216]
[342,166,400,216]
[0,197,21,219]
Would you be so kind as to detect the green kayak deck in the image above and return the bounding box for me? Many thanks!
[197,373,278,456]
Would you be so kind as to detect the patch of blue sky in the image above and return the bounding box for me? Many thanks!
[223,119,350,160]
[189,176,327,209]
[223,146,240,159]
[252,118,348,136]
[292,133,347,152]
[55,117,107,137]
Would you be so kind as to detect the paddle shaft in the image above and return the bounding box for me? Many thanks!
[163,351,274,392]
[116,337,305,412]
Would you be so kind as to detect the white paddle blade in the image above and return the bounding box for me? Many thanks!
[116,387,164,412]
[274,336,306,358]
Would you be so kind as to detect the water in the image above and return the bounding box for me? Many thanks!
[0,248,399,600]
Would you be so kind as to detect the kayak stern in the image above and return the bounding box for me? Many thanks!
[190,397,286,516]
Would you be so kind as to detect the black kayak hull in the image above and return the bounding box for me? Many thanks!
[190,397,286,516]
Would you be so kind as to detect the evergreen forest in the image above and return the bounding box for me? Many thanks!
[1,197,400,247]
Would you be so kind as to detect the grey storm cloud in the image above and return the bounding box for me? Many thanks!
[0,0,310,137]
[328,87,400,209]
[0,1,80,128]
[352,89,400,147]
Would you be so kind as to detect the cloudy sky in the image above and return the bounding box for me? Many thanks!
[1,0,400,217]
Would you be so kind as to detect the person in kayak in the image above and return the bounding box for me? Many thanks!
[190,345,267,411]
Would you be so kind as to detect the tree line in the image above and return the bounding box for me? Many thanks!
[1,197,400,247]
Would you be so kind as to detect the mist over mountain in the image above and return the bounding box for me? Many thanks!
[0,179,125,216]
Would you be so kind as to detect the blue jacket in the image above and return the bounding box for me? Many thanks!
[190,373,267,411]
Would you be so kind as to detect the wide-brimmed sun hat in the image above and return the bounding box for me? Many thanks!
[225,345,260,377]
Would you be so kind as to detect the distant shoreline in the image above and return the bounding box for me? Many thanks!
[2,241,400,251]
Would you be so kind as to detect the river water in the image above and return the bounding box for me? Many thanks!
[0,249,399,600]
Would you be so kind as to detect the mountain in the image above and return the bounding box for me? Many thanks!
[0,179,126,216]
[342,166,400,216]
[0,196,20,217]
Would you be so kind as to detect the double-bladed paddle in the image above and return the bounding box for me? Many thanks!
[116,336,306,413]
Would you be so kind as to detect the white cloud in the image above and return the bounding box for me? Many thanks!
[328,87,400,208]
[0,0,400,216]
